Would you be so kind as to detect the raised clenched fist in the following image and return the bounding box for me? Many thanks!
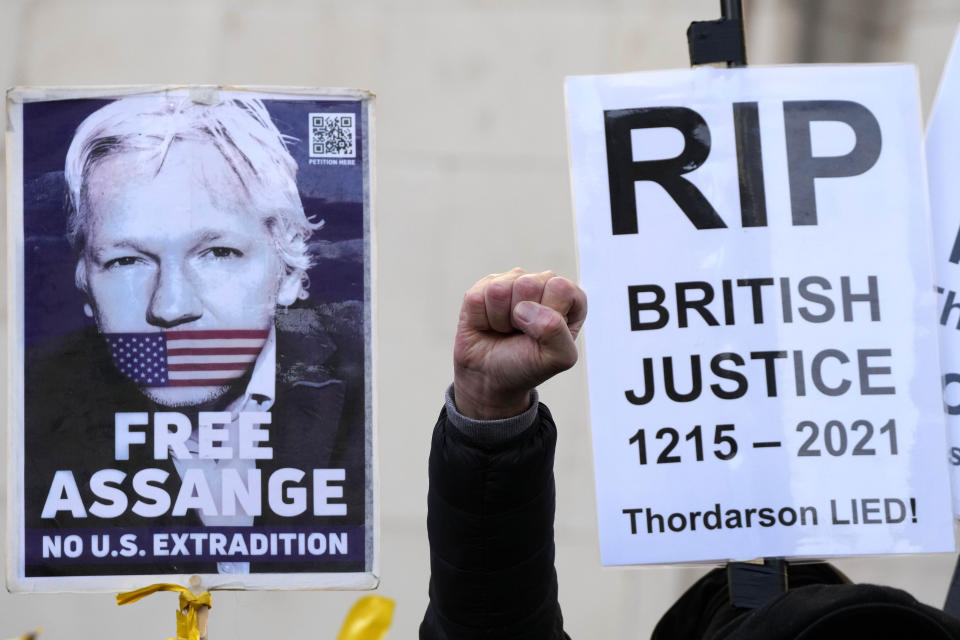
[453,268,587,420]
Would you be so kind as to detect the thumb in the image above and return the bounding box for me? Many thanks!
[512,301,578,370]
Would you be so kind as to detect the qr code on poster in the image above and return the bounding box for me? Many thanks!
[309,112,356,158]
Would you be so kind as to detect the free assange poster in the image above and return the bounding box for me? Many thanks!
[8,87,375,591]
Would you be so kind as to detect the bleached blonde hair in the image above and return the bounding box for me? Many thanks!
[64,95,322,299]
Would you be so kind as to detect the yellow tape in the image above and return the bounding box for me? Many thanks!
[117,583,212,640]
[336,596,395,640]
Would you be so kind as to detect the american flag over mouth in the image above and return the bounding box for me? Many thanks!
[104,329,269,387]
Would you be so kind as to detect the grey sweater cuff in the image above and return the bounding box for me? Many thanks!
[444,383,539,445]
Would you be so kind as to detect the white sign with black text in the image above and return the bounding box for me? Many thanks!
[927,30,960,518]
[567,65,955,565]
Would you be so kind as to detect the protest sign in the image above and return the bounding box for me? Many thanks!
[6,87,377,591]
[566,65,954,565]
[926,30,960,518]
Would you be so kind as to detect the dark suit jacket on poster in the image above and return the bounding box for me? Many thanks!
[23,306,366,577]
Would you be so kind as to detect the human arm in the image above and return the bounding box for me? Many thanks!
[420,269,585,639]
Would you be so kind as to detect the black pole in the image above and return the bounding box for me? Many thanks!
[720,0,747,67]
[721,0,742,19]
[690,2,786,610]
[688,0,747,68]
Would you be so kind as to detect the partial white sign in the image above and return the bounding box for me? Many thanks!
[567,65,955,565]
[927,30,960,518]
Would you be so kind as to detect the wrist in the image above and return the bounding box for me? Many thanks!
[453,375,533,420]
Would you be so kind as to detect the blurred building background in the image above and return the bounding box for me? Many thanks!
[2,0,960,638]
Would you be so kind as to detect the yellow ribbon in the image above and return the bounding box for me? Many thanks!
[117,583,212,640]
[336,596,395,640]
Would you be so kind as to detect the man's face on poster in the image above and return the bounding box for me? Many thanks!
[79,139,302,407]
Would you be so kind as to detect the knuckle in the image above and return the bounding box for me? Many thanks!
[486,280,512,302]
[546,276,575,295]
[514,274,542,295]
[463,288,485,307]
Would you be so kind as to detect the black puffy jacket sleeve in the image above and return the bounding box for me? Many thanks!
[419,403,569,639]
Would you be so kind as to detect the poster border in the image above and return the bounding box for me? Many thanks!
[563,64,956,566]
[5,85,379,592]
